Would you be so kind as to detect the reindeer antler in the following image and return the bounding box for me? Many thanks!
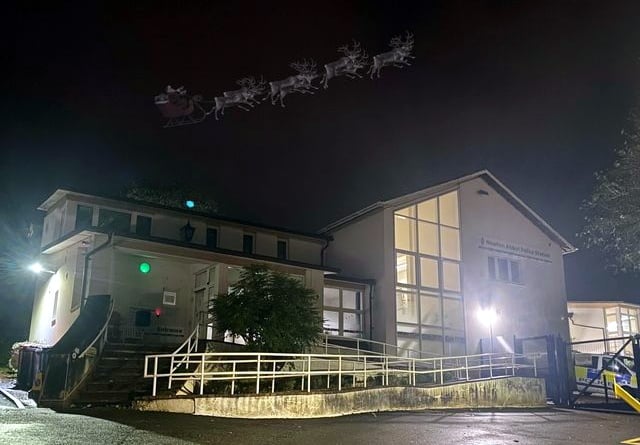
[290,59,316,74]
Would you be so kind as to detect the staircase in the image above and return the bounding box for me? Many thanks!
[71,342,176,407]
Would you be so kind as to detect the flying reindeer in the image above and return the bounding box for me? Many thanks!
[321,40,369,89]
[266,59,319,107]
[214,76,267,120]
[369,31,414,79]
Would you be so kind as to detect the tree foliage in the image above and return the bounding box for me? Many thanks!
[580,113,640,273]
[211,264,322,353]
[123,183,218,214]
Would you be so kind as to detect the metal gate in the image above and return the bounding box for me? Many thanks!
[514,334,571,405]
[570,334,640,412]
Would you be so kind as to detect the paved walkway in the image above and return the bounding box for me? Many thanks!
[1,407,638,444]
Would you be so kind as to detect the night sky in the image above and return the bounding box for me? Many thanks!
[3,0,640,320]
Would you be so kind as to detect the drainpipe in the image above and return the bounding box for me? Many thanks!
[369,282,375,341]
[81,232,113,307]
[320,235,333,266]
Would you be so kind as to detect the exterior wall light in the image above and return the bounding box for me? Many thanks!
[28,262,55,274]
[477,307,498,353]
[185,200,195,209]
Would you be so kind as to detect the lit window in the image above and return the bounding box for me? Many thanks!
[438,191,459,228]
[323,286,363,337]
[396,252,417,285]
[420,257,439,288]
[394,215,417,252]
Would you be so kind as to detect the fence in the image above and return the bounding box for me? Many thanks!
[144,350,538,397]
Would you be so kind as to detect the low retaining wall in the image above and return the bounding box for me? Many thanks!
[135,377,546,418]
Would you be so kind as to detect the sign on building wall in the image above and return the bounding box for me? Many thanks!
[479,237,552,263]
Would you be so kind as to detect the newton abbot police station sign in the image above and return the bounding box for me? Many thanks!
[479,237,552,263]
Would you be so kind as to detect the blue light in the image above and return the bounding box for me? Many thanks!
[185,200,195,209]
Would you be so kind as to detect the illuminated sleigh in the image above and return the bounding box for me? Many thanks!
[154,88,211,128]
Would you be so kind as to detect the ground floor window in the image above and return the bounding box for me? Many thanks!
[323,285,364,338]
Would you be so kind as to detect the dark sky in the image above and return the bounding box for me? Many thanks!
[3,1,640,301]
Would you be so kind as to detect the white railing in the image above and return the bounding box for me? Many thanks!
[167,325,199,391]
[320,334,440,359]
[144,350,537,397]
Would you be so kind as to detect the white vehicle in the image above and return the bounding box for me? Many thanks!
[574,353,637,395]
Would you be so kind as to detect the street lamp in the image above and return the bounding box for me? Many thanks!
[477,307,498,353]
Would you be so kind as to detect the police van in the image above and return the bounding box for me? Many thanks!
[574,353,637,395]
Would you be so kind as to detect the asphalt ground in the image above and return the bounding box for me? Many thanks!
[1,407,639,445]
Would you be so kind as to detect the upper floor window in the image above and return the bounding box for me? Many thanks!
[206,228,218,249]
[488,256,522,284]
[135,215,152,236]
[277,239,288,259]
[98,208,131,233]
[75,205,94,229]
[323,286,364,338]
[242,234,254,254]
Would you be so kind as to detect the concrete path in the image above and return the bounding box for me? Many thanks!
[1,407,639,444]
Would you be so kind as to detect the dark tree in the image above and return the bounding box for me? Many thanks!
[123,182,218,214]
[211,264,322,353]
[580,113,640,273]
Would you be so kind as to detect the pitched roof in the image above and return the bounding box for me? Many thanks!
[37,189,329,242]
[320,169,576,254]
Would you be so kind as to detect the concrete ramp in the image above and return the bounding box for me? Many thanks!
[135,376,546,419]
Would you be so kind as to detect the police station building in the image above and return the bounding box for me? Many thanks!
[321,170,575,357]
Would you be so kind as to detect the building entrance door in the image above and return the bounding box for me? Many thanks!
[193,265,219,340]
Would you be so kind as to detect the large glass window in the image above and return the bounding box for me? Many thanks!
[75,205,93,229]
[98,209,131,232]
[323,285,364,338]
[393,190,464,357]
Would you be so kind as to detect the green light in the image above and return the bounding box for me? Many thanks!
[139,262,151,274]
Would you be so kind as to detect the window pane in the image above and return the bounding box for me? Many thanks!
[420,257,439,288]
[418,221,439,256]
[277,240,288,259]
[510,260,521,284]
[394,215,417,252]
[396,253,416,285]
[227,266,242,290]
[442,261,461,292]
[417,198,437,222]
[395,205,416,218]
[396,290,418,323]
[98,209,131,232]
[606,313,618,335]
[195,269,208,288]
[497,258,509,281]
[343,312,361,335]
[443,298,464,330]
[136,215,152,236]
[206,228,218,248]
[420,293,441,326]
[342,290,361,310]
[323,287,340,307]
[488,257,496,280]
[440,226,460,260]
[242,234,254,254]
[438,191,459,227]
[421,338,444,357]
[323,311,339,333]
[397,335,420,358]
[75,205,93,229]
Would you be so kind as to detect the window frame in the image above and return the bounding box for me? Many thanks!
[206,227,219,249]
[322,285,364,338]
[277,239,288,260]
[488,256,523,285]
[242,233,255,254]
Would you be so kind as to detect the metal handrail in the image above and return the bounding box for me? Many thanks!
[144,350,536,397]
[321,334,441,359]
[168,325,199,390]
[78,297,114,359]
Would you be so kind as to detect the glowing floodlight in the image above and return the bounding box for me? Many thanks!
[185,200,195,209]
[139,262,151,274]
[28,262,44,274]
[477,307,498,327]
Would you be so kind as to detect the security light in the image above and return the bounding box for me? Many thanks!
[28,262,54,274]
[477,307,498,327]
[139,262,151,274]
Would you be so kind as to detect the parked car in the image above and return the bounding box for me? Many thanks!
[574,353,637,395]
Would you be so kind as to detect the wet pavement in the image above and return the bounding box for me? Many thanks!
[1,407,639,444]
